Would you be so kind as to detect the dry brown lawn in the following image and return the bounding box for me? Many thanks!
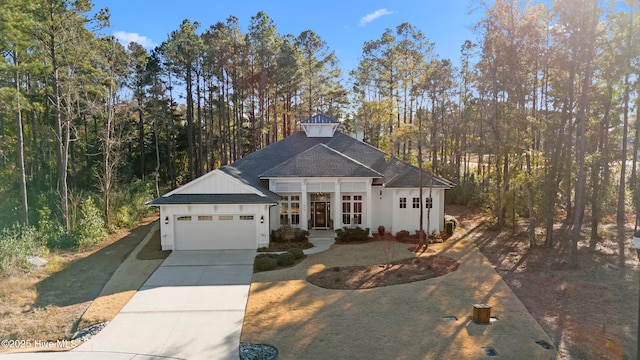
[0,217,165,352]
[449,205,638,360]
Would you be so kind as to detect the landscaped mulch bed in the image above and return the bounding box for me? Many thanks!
[306,255,459,290]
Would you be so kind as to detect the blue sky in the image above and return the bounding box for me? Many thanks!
[91,0,484,76]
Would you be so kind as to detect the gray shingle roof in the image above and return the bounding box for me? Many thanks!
[148,193,277,205]
[221,129,452,189]
[259,144,383,178]
[385,166,456,188]
[323,133,453,189]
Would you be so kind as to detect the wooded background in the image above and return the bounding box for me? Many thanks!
[1,0,639,263]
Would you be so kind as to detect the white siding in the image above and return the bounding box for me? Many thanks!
[302,123,338,137]
[179,171,254,194]
[307,182,335,192]
[274,182,302,192]
[372,187,393,233]
[340,181,366,192]
[391,188,445,235]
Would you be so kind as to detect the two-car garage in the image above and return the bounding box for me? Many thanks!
[173,214,257,250]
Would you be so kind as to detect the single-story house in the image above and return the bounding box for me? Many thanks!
[148,114,455,250]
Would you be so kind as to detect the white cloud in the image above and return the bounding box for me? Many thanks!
[113,31,156,49]
[359,8,394,26]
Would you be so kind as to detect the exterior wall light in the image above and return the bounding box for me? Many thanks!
[164,216,169,225]
[260,215,264,224]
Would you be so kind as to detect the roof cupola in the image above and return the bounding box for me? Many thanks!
[300,114,339,137]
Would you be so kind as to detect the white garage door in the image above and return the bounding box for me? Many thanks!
[174,214,256,250]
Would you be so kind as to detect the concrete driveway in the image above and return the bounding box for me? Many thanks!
[75,249,256,359]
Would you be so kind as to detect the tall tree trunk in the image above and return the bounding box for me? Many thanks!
[153,102,160,198]
[633,100,640,232]
[571,13,595,265]
[616,71,631,268]
[186,65,195,181]
[591,84,612,245]
[137,100,145,181]
[50,24,70,232]
[526,152,535,247]
[167,73,177,188]
[501,154,509,227]
[618,72,630,228]
[13,56,29,226]
[196,68,204,177]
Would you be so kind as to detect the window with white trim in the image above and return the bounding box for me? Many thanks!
[240,215,254,220]
[280,195,300,225]
[342,195,363,225]
[177,216,192,221]
[425,197,433,209]
[412,197,420,208]
[399,197,407,209]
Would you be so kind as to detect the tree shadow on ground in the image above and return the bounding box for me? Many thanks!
[34,220,156,308]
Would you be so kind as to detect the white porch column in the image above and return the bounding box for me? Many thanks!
[301,180,308,230]
[366,179,372,233]
[335,180,342,229]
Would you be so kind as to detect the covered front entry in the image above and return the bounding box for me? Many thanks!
[311,201,330,228]
[310,193,331,229]
[272,180,373,232]
[174,214,257,250]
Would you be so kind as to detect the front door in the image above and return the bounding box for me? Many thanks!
[312,201,328,228]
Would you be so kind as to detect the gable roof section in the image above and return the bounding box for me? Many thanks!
[163,169,266,197]
[148,169,279,206]
[259,143,383,178]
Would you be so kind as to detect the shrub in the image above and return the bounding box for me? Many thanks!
[114,205,134,229]
[277,252,295,266]
[72,197,108,250]
[335,226,370,242]
[414,229,427,239]
[111,179,157,229]
[287,248,304,260]
[430,231,445,243]
[0,224,48,276]
[395,230,411,241]
[38,207,76,249]
[255,256,278,272]
[446,174,481,206]
[270,226,310,243]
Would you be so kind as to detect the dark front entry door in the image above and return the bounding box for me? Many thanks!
[312,202,327,228]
